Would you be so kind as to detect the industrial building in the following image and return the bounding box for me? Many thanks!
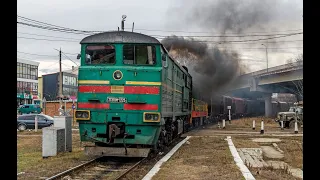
[42,72,78,101]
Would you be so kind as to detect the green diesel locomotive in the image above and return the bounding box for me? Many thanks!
[75,31,208,157]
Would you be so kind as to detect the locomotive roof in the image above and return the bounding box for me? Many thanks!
[80,31,161,44]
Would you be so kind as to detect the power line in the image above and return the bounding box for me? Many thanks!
[157,33,302,43]
[18,36,79,42]
[17,51,57,57]
[42,61,59,68]
[218,47,303,50]
[17,21,94,35]
[18,33,302,44]
[17,29,303,44]
[18,15,72,29]
[17,32,81,40]
[18,50,81,61]
[63,52,79,55]
[18,15,102,34]
[16,16,303,49]
[61,62,73,67]
[216,39,303,44]
[17,32,303,45]
[152,32,303,38]
[17,30,302,44]
[61,51,79,66]
[124,27,303,34]
[19,14,303,36]
[17,16,303,38]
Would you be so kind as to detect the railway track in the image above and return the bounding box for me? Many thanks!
[45,121,216,180]
[46,157,146,180]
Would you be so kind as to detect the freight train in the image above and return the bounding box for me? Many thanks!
[74,31,208,157]
[209,95,294,120]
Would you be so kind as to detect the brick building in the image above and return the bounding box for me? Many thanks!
[43,100,76,117]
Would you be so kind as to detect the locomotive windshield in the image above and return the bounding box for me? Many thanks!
[85,45,115,65]
[123,44,156,65]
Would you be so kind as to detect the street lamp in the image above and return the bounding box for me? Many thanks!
[261,44,268,72]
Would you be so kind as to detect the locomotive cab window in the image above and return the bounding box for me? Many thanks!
[85,45,115,65]
[123,45,156,65]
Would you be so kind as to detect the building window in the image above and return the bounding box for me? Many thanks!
[17,81,38,95]
[17,62,38,80]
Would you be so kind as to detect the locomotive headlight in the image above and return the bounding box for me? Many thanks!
[144,112,160,122]
[113,70,123,80]
[75,110,90,120]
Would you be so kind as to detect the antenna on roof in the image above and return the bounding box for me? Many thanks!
[121,15,127,31]
[132,22,134,32]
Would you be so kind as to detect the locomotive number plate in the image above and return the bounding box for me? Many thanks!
[111,86,124,93]
[107,97,127,103]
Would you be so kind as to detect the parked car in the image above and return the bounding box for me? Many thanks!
[17,114,54,131]
[17,104,42,115]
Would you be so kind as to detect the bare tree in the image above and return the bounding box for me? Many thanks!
[286,54,303,101]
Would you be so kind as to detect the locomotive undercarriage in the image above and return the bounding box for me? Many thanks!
[82,115,207,157]
[156,116,186,153]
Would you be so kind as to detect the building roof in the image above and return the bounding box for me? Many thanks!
[17,58,40,66]
[80,31,161,44]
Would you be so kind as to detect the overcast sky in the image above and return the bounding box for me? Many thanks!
[17,0,303,76]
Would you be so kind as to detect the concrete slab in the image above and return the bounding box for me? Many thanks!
[237,148,268,168]
[266,160,303,179]
[290,168,303,179]
[251,138,281,143]
[261,146,284,159]
[272,143,284,153]
[266,160,288,169]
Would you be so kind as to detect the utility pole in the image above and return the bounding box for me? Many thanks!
[59,48,63,108]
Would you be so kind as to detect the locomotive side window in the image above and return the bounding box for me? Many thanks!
[85,45,115,65]
[123,45,156,65]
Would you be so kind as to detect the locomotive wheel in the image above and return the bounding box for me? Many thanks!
[157,131,166,152]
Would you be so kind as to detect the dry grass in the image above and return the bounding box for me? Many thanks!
[152,137,243,180]
[17,129,43,135]
[250,168,302,180]
[17,129,79,135]
[223,117,281,131]
[277,138,303,169]
[232,136,261,148]
[17,134,93,180]
[202,117,303,133]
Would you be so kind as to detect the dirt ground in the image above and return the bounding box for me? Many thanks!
[17,117,302,180]
[17,133,94,180]
[177,118,303,180]
[151,136,243,180]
